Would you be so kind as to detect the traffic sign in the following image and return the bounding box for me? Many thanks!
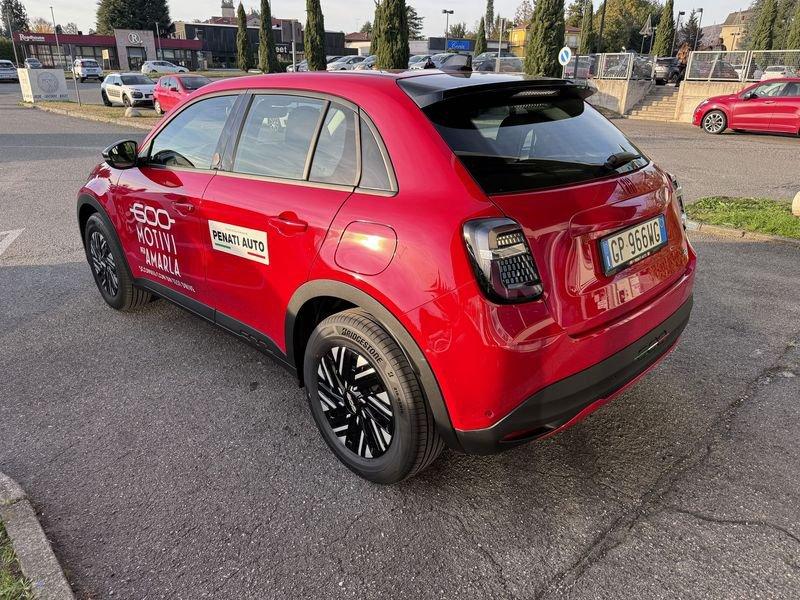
[558,46,572,67]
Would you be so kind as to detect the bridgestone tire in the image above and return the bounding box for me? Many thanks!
[304,309,444,484]
[83,213,151,311]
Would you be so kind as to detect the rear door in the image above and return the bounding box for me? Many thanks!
[113,93,239,305]
[200,92,359,349]
[730,81,785,131]
[769,82,800,133]
[421,88,690,335]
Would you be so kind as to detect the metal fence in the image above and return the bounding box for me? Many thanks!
[686,49,800,82]
[562,52,654,81]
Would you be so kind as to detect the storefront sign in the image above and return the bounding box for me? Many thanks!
[18,69,69,102]
[19,33,46,42]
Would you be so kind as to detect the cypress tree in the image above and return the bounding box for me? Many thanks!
[579,0,594,53]
[376,0,409,70]
[236,2,251,71]
[524,0,565,77]
[750,0,779,50]
[474,16,487,56]
[773,0,794,48]
[485,0,495,36]
[787,0,800,49]
[371,1,383,57]
[258,0,280,72]
[305,0,326,71]
[651,0,674,56]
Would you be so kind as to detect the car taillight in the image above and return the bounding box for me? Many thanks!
[463,218,543,303]
[670,174,686,229]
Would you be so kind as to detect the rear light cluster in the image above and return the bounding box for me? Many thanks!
[463,218,543,303]
[670,174,687,229]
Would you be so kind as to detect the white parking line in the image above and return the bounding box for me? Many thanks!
[0,229,24,257]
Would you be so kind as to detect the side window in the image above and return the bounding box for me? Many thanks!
[753,82,785,97]
[233,94,325,180]
[149,95,236,169]
[782,83,800,97]
[358,116,394,191]
[309,103,358,186]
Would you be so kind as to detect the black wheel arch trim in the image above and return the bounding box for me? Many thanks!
[286,280,461,451]
[76,194,134,281]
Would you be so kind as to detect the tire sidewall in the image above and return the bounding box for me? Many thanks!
[83,214,128,310]
[703,110,726,134]
[304,318,418,483]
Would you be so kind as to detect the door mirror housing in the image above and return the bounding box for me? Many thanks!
[742,91,756,100]
[102,140,139,169]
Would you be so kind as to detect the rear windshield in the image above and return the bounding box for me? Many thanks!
[180,76,211,90]
[0,61,14,68]
[81,60,99,67]
[121,75,152,85]
[424,94,648,195]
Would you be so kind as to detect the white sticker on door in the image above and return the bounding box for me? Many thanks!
[208,220,269,265]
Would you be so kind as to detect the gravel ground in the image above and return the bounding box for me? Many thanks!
[1,84,799,600]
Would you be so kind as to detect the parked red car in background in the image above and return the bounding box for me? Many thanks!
[153,74,212,115]
[77,71,695,483]
[694,78,800,135]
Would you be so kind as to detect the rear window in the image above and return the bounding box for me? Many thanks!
[0,61,14,68]
[423,93,647,195]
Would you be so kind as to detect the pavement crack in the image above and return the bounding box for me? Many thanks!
[665,506,800,546]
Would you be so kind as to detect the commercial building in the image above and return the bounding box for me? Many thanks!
[720,10,753,51]
[13,30,202,70]
[509,25,581,57]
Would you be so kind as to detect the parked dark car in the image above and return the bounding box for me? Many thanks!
[654,57,678,85]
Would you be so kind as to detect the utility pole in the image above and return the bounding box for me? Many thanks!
[597,1,607,53]
[6,12,20,66]
[694,8,704,51]
[291,19,297,71]
[442,9,454,52]
[49,5,65,69]
[495,17,505,72]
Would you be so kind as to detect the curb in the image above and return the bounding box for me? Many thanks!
[686,220,800,247]
[23,103,154,130]
[0,472,75,600]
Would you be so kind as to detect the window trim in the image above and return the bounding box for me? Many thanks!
[356,111,398,194]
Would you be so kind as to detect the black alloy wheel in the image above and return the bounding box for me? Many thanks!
[317,345,394,459]
[89,230,119,298]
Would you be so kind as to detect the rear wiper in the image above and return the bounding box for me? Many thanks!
[604,151,643,170]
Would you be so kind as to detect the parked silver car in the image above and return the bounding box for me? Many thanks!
[73,58,104,82]
[101,72,155,107]
[327,56,366,71]
[0,59,19,82]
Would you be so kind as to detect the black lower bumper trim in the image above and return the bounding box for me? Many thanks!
[456,295,693,455]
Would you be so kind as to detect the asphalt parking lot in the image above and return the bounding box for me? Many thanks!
[1,84,799,599]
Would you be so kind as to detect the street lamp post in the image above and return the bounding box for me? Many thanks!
[155,22,163,61]
[672,10,686,56]
[495,17,505,72]
[49,5,65,69]
[694,8,704,51]
[442,9,454,52]
[291,19,298,72]
[5,12,20,66]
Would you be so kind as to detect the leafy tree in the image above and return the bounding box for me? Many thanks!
[474,16,487,55]
[30,17,53,33]
[566,1,583,28]
[305,0,326,71]
[787,0,800,48]
[749,0,778,50]
[485,0,495,36]
[407,5,424,40]
[524,0,565,76]
[579,0,595,53]
[514,0,533,26]
[448,21,467,39]
[651,0,674,56]
[258,0,279,72]
[64,22,79,34]
[376,0,409,69]
[360,20,373,34]
[1,0,29,36]
[96,0,170,36]
[677,9,703,49]
[0,36,15,61]
[236,2,251,71]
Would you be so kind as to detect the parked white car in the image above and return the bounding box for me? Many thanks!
[0,59,18,82]
[73,58,104,82]
[141,60,188,74]
[326,56,366,71]
[760,65,799,80]
[101,72,156,107]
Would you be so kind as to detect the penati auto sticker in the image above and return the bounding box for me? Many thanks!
[129,202,194,292]
[208,220,269,265]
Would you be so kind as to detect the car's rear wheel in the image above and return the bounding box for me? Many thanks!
[101,90,112,106]
[83,214,151,311]
[702,110,727,134]
[154,100,163,115]
[304,309,444,484]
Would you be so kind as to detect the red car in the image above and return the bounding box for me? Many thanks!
[693,78,800,135]
[77,72,695,483]
[153,73,212,115]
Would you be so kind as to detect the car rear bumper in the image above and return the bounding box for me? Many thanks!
[455,295,693,454]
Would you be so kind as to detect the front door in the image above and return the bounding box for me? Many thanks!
[201,93,359,350]
[731,81,785,131]
[112,93,239,305]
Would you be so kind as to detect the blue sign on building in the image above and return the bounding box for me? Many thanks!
[446,39,472,51]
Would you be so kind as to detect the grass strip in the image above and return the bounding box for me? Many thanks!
[0,520,34,600]
[687,196,800,240]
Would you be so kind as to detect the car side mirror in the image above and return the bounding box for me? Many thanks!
[742,91,756,100]
[102,140,139,169]
[169,85,178,92]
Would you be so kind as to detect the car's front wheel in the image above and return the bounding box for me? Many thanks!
[101,90,112,106]
[83,214,151,311]
[702,110,727,134]
[304,309,444,484]
[122,94,131,107]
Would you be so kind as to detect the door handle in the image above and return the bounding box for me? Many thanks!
[268,213,308,235]
[764,100,776,105]
[172,201,195,215]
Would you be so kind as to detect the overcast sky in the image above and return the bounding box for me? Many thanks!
[28,0,750,38]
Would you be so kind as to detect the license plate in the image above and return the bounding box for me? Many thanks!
[599,215,667,274]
